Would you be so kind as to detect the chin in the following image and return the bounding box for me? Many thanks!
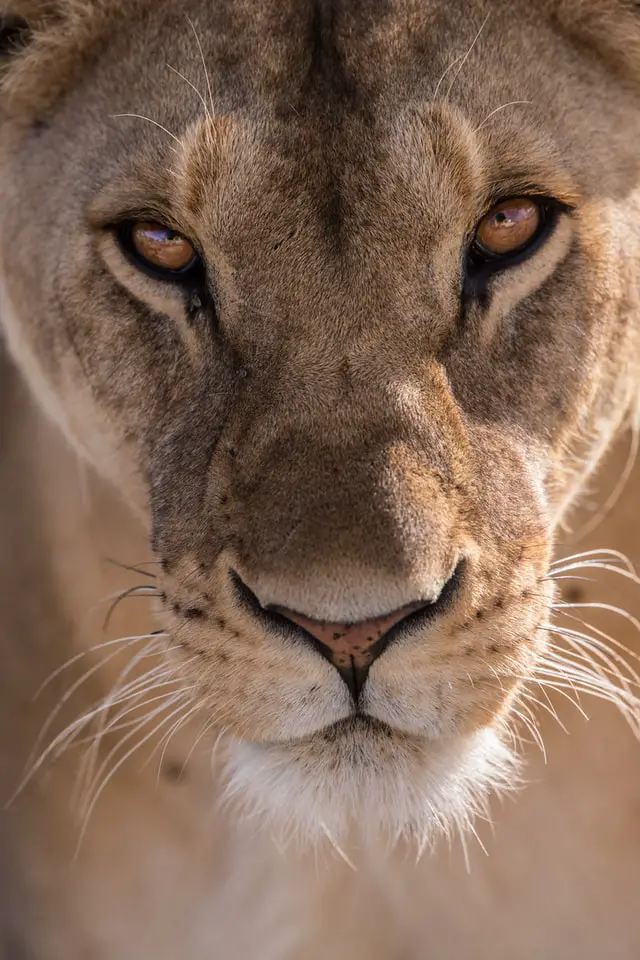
[222,717,519,851]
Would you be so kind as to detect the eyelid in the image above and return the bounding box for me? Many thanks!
[476,193,574,228]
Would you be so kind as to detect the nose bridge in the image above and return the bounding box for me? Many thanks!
[227,356,464,623]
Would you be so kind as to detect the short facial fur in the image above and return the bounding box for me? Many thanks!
[1,0,639,845]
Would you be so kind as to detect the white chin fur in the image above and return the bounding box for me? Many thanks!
[222,719,519,850]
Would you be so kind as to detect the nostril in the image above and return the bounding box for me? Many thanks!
[231,562,464,701]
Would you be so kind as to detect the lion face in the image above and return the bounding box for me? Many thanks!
[1,0,639,842]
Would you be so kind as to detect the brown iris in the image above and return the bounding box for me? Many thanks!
[129,221,196,273]
[474,198,541,258]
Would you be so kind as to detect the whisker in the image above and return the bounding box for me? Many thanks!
[526,677,588,720]
[78,693,192,816]
[443,13,490,101]
[33,632,166,700]
[319,821,357,872]
[17,662,173,803]
[73,649,178,804]
[550,549,634,572]
[541,574,597,584]
[545,621,640,684]
[552,601,640,637]
[72,687,183,745]
[174,714,219,781]
[186,15,215,117]
[543,643,636,711]
[110,113,181,147]
[75,697,192,857]
[550,562,640,585]
[25,640,159,779]
[166,63,210,117]
[151,702,205,787]
[528,675,626,711]
[103,557,157,580]
[510,706,547,762]
[552,609,640,668]
[103,584,159,631]
[518,688,571,732]
[530,665,640,721]
[74,646,200,804]
[569,424,639,541]
[473,100,532,134]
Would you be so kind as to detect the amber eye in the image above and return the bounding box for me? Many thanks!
[123,221,198,276]
[473,198,541,259]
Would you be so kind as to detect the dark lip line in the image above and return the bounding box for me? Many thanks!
[261,713,400,747]
[229,559,466,663]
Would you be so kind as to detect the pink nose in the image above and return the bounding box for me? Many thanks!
[274,602,428,673]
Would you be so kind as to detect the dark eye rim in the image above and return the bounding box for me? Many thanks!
[114,220,203,284]
[464,195,571,289]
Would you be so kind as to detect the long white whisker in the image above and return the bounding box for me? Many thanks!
[25,641,157,778]
[443,13,490,101]
[550,549,634,572]
[33,632,166,701]
[149,702,204,787]
[473,100,532,134]
[553,601,640,636]
[166,63,210,117]
[552,609,640,668]
[79,693,191,817]
[186,15,215,117]
[110,113,181,147]
[75,636,170,793]
[75,698,191,857]
[569,424,639,541]
[73,666,179,804]
[545,622,640,687]
[550,562,640,584]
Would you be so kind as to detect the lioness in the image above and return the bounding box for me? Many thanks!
[0,1,639,957]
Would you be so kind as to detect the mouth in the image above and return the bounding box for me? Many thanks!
[273,712,396,748]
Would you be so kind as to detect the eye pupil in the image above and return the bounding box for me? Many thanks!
[127,220,197,275]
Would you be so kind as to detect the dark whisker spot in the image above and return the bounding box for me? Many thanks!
[183,607,206,620]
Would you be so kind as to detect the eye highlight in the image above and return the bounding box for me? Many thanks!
[474,198,541,259]
[118,220,199,278]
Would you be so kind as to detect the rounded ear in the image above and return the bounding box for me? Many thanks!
[0,15,32,58]
[0,3,86,113]
[550,0,640,84]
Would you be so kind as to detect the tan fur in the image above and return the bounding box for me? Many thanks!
[0,0,639,956]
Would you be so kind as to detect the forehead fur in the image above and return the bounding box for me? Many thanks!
[1,0,639,123]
